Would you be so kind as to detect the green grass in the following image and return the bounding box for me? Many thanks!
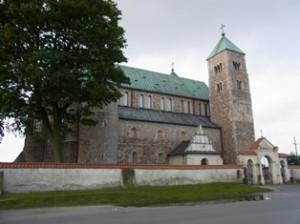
[0,183,271,209]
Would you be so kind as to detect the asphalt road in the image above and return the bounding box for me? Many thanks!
[1,184,300,224]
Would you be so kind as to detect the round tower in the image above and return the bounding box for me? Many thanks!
[207,32,255,164]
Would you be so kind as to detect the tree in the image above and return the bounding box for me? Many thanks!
[0,0,130,162]
[287,153,300,165]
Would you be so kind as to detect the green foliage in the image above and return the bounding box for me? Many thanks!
[0,0,130,160]
[287,154,300,165]
[0,183,272,209]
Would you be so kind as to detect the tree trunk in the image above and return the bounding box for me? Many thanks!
[48,104,64,163]
[51,131,64,163]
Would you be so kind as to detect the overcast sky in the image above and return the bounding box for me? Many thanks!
[1,0,300,162]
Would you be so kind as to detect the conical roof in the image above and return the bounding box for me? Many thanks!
[207,34,245,60]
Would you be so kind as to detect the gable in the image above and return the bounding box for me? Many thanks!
[249,137,275,150]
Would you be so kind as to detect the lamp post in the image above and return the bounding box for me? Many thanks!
[293,137,299,165]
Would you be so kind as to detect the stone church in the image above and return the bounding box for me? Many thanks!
[23,33,257,165]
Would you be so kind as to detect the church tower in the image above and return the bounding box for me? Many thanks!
[207,31,255,164]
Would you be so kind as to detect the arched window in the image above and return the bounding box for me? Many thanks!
[168,98,172,111]
[123,92,129,106]
[201,158,208,165]
[157,130,165,140]
[233,61,241,71]
[237,80,242,90]
[187,101,191,114]
[160,97,165,110]
[181,100,185,113]
[181,131,188,141]
[217,82,223,92]
[132,151,138,163]
[204,104,209,116]
[102,119,107,128]
[139,94,144,108]
[147,95,152,109]
[199,103,202,116]
[129,127,139,138]
[214,63,222,74]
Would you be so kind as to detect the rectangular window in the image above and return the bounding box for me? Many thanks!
[168,99,172,111]
[147,95,152,109]
[139,94,144,108]
[160,97,165,110]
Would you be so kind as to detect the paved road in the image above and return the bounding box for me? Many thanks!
[1,185,300,224]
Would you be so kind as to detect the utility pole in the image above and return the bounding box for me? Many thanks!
[293,137,299,165]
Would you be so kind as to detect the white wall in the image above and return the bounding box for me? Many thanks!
[290,166,300,181]
[0,164,244,194]
[134,168,242,186]
[2,168,122,193]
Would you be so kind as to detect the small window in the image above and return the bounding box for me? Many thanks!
[214,63,222,74]
[168,98,172,111]
[157,130,165,140]
[129,127,139,138]
[181,100,185,113]
[199,103,202,116]
[201,158,208,165]
[181,131,189,141]
[187,101,191,114]
[139,94,144,108]
[160,97,165,110]
[233,61,241,71]
[132,151,138,163]
[147,95,152,109]
[102,119,107,128]
[204,104,209,116]
[124,92,129,106]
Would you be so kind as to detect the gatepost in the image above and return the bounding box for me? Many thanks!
[0,171,3,195]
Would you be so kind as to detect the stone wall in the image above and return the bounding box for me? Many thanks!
[208,50,255,164]
[0,163,244,194]
[118,120,222,164]
[77,103,119,163]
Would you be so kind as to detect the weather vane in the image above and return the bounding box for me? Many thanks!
[220,24,225,36]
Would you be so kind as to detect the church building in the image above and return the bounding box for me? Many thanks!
[23,33,256,165]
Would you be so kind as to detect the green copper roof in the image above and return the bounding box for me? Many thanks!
[207,34,245,60]
[119,65,209,100]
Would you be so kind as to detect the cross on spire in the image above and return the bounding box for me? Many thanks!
[171,61,174,72]
[220,24,225,36]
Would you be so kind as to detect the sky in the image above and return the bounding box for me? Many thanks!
[1,0,300,162]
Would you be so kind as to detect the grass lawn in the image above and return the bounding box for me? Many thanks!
[0,183,272,209]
